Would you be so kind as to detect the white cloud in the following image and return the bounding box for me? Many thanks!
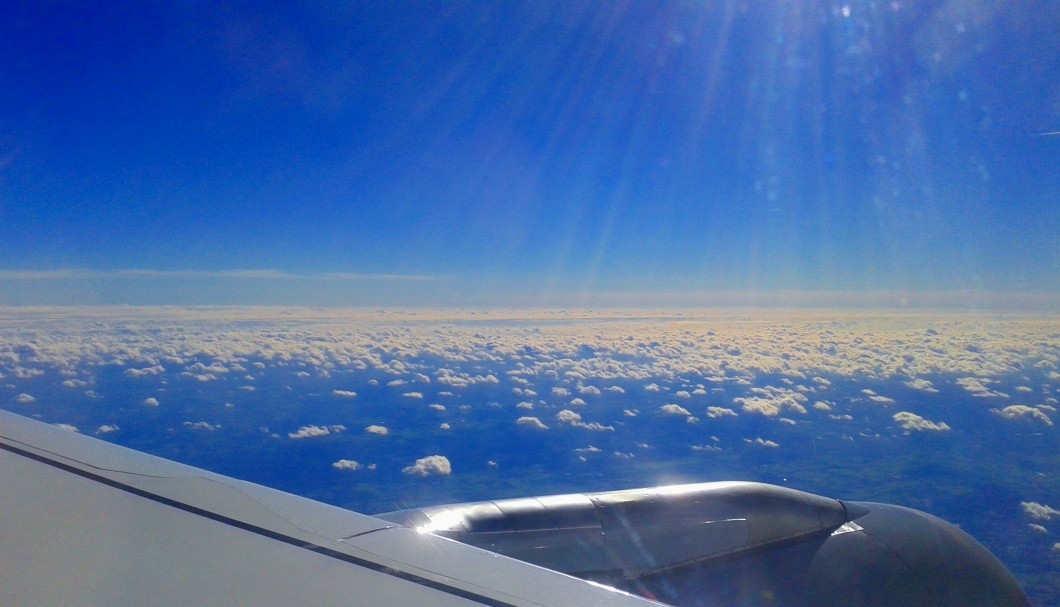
[660,403,691,416]
[402,455,451,477]
[551,387,570,397]
[365,425,389,435]
[893,412,950,432]
[904,378,939,393]
[53,423,79,433]
[744,437,779,448]
[605,386,625,394]
[402,391,423,399]
[556,409,583,424]
[569,397,586,407]
[332,389,358,398]
[332,459,362,471]
[183,421,220,431]
[429,403,446,411]
[96,424,120,433]
[991,405,1053,426]
[439,422,450,430]
[516,416,548,431]
[555,409,614,432]
[578,385,601,396]
[734,386,808,417]
[288,425,333,439]
[143,397,160,407]
[124,365,166,377]
[14,393,35,404]
[956,377,1008,398]
[1021,501,1060,521]
[706,406,737,418]
[675,390,691,399]
[644,383,661,392]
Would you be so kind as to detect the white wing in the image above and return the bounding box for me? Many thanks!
[0,410,660,607]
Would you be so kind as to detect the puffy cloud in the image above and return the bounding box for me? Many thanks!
[53,423,79,432]
[143,397,160,407]
[1021,502,1060,521]
[429,403,446,411]
[569,398,587,407]
[332,389,358,398]
[14,393,35,403]
[556,409,582,424]
[956,377,1008,398]
[439,422,450,430]
[660,404,691,416]
[904,378,939,393]
[125,365,166,378]
[812,401,832,411]
[183,421,220,431]
[868,395,896,404]
[516,401,534,410]
[96,424,120,433]
[574,445,601,453]
[555,409,614,432]
[551,387,570,397]
[332,459,362,471]
[734,386,808,417]
[812,377,831,386]
[516,416,548,431]
[623,409,638,417]
[402,391,423,399]
[62,378,89,388]
[991,405,1053,426]
[402,455,451,477]
[1028,523,1047,534]
[744,437,779,448]
[578,385,601,396]
[288,425,344,439]
[365,425,389,435]
[706,406,737,418]
[893,412,950,432]
[644,383,661,392]
[675,390,691,399]
[605,386,625,394]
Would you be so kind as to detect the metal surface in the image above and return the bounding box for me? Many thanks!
[0,410,661,607]
[381,482,1031,606]
[378,482,849,578]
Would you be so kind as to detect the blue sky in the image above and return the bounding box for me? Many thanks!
[1,1,1057,306]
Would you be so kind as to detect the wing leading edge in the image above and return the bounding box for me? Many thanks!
[0,410,661,607]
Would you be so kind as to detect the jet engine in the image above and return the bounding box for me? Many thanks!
[377,481,1030,606]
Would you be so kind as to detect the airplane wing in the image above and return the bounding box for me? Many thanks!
[1,409,1031,606]
[0,410,661,607]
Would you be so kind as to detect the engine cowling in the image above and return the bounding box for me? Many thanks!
[377,481,1030,607]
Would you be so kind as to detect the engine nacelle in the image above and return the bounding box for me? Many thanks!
[377,482,1030,606]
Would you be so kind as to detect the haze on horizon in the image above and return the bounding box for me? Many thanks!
[1,2,1057,308]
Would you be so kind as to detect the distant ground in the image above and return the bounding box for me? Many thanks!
[2,307,1057,605]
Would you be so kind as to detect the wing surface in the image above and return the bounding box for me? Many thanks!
[0,410,660,607]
